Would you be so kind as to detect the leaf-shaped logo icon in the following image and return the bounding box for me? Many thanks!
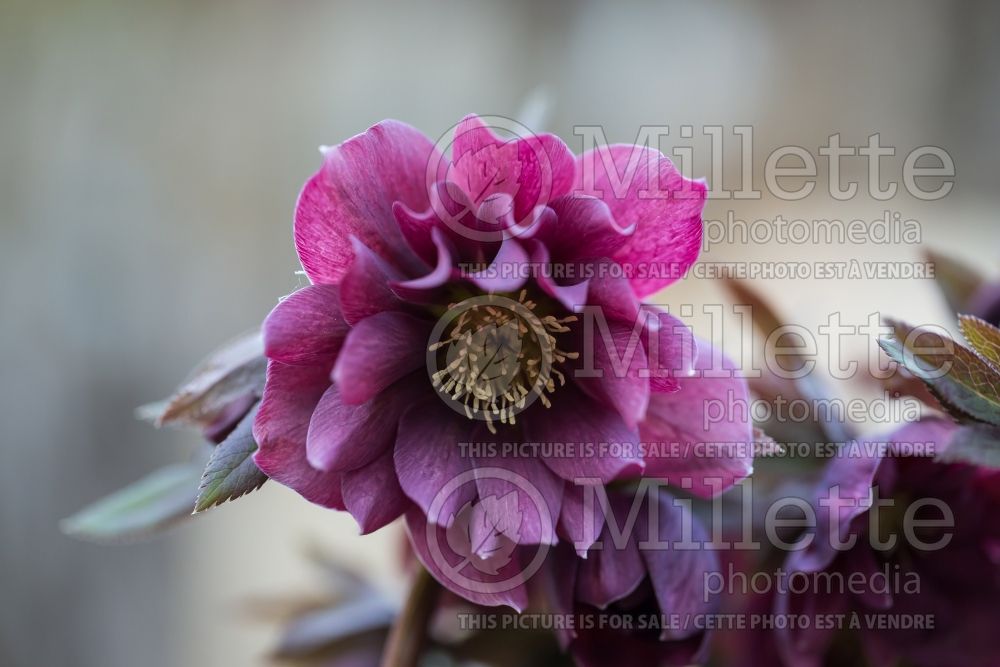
[445,491,523,576]
[446,142,522,225]
[444,320,523,400]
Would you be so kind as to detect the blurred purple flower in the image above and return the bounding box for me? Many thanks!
[251,115,753,607]
[775,418,1000,667]
[540,486,719,667]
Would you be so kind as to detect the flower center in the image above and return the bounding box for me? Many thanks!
[428,291,578,433]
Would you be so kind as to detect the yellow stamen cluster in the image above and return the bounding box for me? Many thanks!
[429,290,578,433]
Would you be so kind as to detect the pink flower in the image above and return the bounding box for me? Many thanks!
[252,115,753,608]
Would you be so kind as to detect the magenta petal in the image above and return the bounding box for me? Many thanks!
[331,311,430,405]
[263,284,348,366]
[558,481,608,557]
[638,493,719,640]
[845,546,893,610]
[530,132,577,201]
[467,237,529,293]
[575,319,651,429]
[341,448,410,534]
[774,570,849,667]
[794,450,882,574]
[252,361,345,509]
[644,309,696,392]
[529,241,591,312]
[390,227,456,303]
[471,446,563,547]
[404,508,531,611]
[524,385,644,484]
[584,271,641,325]
[393,399,475,527]
[640,339,753,497]
[537,195,633,262]
[338,237,404,325]
[574,145,705,298]
[450,114,575,226]
[392,201,438,266]
[306,380,411,472]
[575,494,645,609]
[294,120,437,284]
[537,544,580,649]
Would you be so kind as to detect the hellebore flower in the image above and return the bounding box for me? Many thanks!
[252,115,753,608]
[540,485,720,667]
[775,418,1000,667]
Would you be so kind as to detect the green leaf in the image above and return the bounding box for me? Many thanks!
[925,249,983,313]
[959,315,1000,371]
[61,463,202,542]
[879,318,1000,426]
[194,406,267,513]
[935,423,1000,468]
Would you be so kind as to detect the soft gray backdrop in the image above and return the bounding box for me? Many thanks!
[2,1,998,665]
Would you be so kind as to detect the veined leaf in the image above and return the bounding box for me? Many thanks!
[879,318,1000,426]
[194,406,267,513]
[959,315,1000,371]
[935,423,1000,469]
[446,494,521,576]
[61,463,202,542]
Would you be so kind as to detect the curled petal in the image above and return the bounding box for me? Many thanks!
[467,237,530,293]
[575,145,705,298]
[535,195,633,263]
[390,227,456,303]
[528,241,591,312]
[338,237,404,324]
[392,201,438,266]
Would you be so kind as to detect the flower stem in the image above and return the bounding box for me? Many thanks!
[380,566,440,667]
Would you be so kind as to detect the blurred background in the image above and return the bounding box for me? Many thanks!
[1,0,998,665]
